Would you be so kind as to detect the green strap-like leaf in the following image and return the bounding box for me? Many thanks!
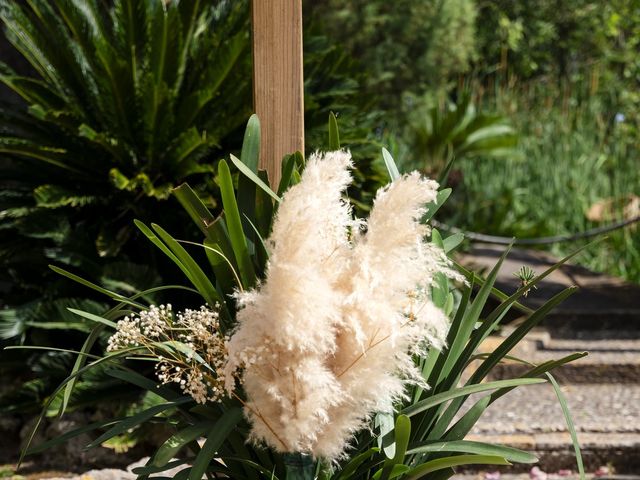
[26,417,123,455]
[437,395,490,442]
[59,324,105,416]
[132,458,193,477]
[470,286,578,384]
[237,114,262,258]
[87,398,192,449]
[188,408,244,480]
[405,455,511,479]
[382,147,400,181]
[278,154,297,196]
[402,378,545,417]
[135,220,222,306]
[241,114,261,172]
[424,188,452,222]
[230,153,280,202]
[105,368,180,401]
[67,308,116,328]
[379,415,411,480]
[328,111,340,150]
[173,183,216,235]
[336,448,380,480]
[218,159,257,288]
[442,233,464,253]
[408,439,536,463]
[461,242,597,374]
[546,373,585,480]
[153,422,215,468]
[376,412,396,458]
[437,244,512,386]
[50,265,145,309]
[17,348,138,467]
[150,225,223,306]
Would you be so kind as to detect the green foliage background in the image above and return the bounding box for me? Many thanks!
[305,0,477,107]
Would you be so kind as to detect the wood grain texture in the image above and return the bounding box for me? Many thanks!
[252,0,304,187]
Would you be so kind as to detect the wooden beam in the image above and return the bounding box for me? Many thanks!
[251,0,304,187]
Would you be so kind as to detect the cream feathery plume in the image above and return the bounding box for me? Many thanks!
[315,172,453,459]
[224,151,354,453]
[224,151,457,460]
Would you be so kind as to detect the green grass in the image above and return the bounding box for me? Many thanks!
[446,81,640,283]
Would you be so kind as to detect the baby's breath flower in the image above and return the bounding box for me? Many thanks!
[108,303,232,404]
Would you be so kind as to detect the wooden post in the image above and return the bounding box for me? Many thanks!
[251,0,304,187]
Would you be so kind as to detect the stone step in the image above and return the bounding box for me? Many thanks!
[468,383,640,473]
[458,245,640,332]
[481,331,640,384]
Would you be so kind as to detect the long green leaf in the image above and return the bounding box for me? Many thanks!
[469,286,578,384]
[230,153,280,202]
[278,154,297,196]
[67,308,117,328]
[151,223,222,305]
[336,448,380,480]
[407,440,536,463]
[475,352,588,408]
[454,262,533,315]
[188,408,243,480]
[461,242,598,369]
[218,159,257,288]
[240,114,261,172]
[432,288,577,439]
[219,456,282,479]
[435,395,491,442]
[153,422,215,468]
[328,111,340,150]
[237,115,261,260]
[402,378,545,417]
[17,348,137,466]
[382,147,400,181]
[135,220,222,306]
[132,458,193,476]
[60,324,104,417]
[87,398,192,449]
[105,368,180,402]
[405,455,511,479]
[424,189,452,222]
[437,244,512,385]
[546,373,585,480]
[50,265,144,309]
[380,415,411,480]
[372,465,409,480]
[26,418,123,455]
[173,183,216,235]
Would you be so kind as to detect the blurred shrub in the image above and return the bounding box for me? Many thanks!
[403,92,517,175]
[305,0,477,106]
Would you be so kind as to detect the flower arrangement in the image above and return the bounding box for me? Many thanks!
[13,116,587,480]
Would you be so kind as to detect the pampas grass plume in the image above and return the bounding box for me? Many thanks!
[224,151,459,460]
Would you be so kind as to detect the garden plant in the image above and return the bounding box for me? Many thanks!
[0,0,384,416]
[12,116,588,479]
